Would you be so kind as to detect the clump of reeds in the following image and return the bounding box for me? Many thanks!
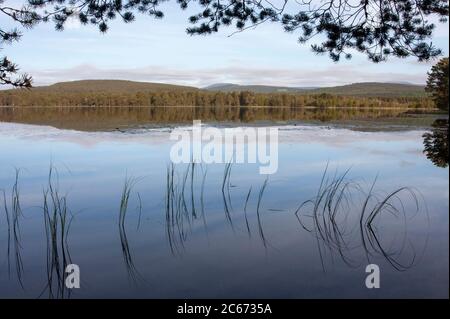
[165,162,275,252]
[40,166,74,299]
[1,168,25,288]
[165,163,204,254]
[295,164,427,272]
[359,183,424,271]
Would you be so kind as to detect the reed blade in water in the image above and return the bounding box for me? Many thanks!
[257,178,269,249]
[41,166,74,299]
[200,166,209,239]
[2,189,12,279]
[118,175,143,283]
[221,162,234,230]
[244,187,252,238]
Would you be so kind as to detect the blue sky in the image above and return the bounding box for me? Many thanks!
[2,1,449,87]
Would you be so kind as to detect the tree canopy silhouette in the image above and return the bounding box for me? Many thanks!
[1,0,449,87]
[423,118,449,167]
[426,57,449,110]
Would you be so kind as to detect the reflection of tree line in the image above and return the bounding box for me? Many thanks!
[0,106,422,131]
[423,119,449,168]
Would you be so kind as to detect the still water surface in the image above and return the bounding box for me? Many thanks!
[0,107,448,298]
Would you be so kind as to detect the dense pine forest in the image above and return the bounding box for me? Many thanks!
[0,90,434,108]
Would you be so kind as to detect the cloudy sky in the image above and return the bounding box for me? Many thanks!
[2,1,449,87]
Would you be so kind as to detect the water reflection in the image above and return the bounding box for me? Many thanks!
[0,120,447,298]
[0,106,435,131]
[0,161,440,297]
[165,164,201,254]
[1,167,75,298]
[163,162,429,272]
[164,163,274,254]
[423,118,449,168]
[118,177,144,284]
[295,165,428,272]
[1,169,24,288]
[41,167,74,299]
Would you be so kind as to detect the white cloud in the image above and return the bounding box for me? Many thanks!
[64,15,81,30]
[29,63,427,88]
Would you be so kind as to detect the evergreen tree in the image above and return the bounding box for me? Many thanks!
[426,57,449,111]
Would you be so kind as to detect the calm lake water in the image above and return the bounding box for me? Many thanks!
[0,107,448,298]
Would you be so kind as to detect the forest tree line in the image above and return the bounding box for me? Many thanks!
[0,90,435,108]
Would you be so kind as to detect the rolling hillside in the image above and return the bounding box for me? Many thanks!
[0,80,429,103]
[204,83,313,93]
[309,82,427,97]
[32,80,198,93]
[205,82,427,97]
[0,78,433,107]
[4,80,427,98]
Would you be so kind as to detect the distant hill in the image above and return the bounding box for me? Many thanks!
[308,82,427,97]
[204,83,314,93]
[0,79,434,108]
[205,82,426,97]
[2,80,427,98]
[32,80,198,93]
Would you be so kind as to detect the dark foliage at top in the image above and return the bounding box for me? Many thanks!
[423,118,449,167]
[184,0,448,63]
[1,1,449,87]
[426,57,449,110]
